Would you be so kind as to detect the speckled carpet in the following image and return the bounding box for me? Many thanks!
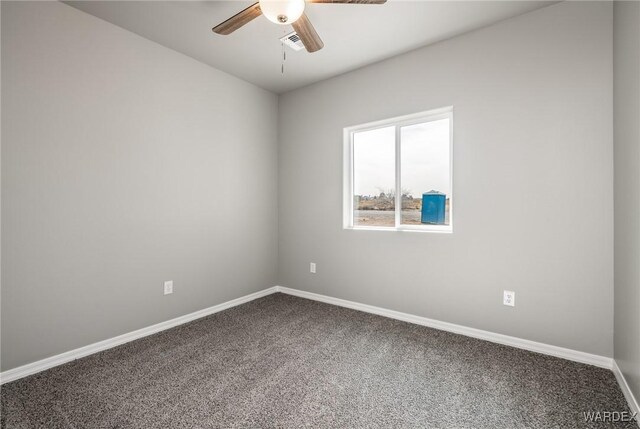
[0,293,633,428]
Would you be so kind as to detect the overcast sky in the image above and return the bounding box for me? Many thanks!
[353,118,450,198]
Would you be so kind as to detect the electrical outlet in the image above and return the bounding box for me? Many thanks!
[164,281,173,295]
[310,262,316,274]
[503,290,515,307]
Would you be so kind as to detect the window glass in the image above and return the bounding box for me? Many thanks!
[400,118,451,226]
[353,126,395,227]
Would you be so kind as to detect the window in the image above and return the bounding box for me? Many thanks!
[343,107,453,232]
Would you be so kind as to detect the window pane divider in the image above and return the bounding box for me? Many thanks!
[394,125,401,228]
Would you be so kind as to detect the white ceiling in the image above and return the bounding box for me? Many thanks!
[65,1,556,94]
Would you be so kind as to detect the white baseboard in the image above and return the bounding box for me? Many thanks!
[613,360,640,419]
[275,286,613,369]
[1,283,627,414]
[0,286,280,385]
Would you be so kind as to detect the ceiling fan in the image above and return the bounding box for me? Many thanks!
[212,0,386,53]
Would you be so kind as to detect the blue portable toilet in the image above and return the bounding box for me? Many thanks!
[421,191,446,224]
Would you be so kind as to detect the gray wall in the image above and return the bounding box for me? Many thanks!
[1,1,278,371]
[278,1,614,357]
[613,0,640,405]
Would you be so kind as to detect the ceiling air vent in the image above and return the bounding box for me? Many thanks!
[280,31,305,51]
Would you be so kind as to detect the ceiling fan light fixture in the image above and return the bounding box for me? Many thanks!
[259,0,305,25]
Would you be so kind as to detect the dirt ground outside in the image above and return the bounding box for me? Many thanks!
[354,209,450,227]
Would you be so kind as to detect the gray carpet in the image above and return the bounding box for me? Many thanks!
[0,293,633,428]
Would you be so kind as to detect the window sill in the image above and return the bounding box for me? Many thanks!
[345,225,453,234]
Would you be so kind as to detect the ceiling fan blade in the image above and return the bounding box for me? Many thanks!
[212,2,262,35]
[309,0,386,3]
[292,13,324,53]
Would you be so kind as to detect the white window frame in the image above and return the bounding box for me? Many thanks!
[343,106,453,233]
